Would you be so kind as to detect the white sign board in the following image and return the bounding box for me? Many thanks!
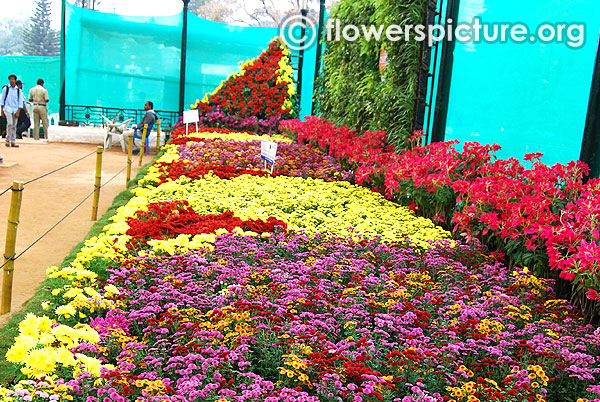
[260,138,278,165]
[183,109,199,124]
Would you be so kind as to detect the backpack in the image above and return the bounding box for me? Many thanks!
[1,85,21,105]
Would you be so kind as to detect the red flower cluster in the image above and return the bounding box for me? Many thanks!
[199,39,295,119]
[281,116,395,166]
[280,117,397,192]
[125,200,287,248]
[152,161,274,186]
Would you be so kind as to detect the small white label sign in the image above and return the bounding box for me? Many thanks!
[260,138,278,165]
[183,109,199,124]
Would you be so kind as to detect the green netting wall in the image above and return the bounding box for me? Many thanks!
[0,56,60,116]
[445,0,600,166]
[64,3,316,117]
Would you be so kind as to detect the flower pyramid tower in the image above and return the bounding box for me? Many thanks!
[192,38,297,120]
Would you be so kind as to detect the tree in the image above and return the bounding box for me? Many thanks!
[0,18,28,56]
[189,0,238,23]
[22,0,60,56]
[73,0,101,9]
[189,0,337,27]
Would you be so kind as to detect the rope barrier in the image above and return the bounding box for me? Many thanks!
[23,150,97,185]
[9,188,97,265]
[0,165,128,268]
[0,186,12,198]
[0,150,96,199]
[102,165,128,187]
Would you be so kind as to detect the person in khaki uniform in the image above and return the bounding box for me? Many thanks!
[28,78,49,140]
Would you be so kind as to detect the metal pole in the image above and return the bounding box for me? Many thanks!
[179,0,190,113]
[91,146,103,221]
[581,30,600,180]
[311,0,326,116]
[413,0,438,134]
[1,181,24,314]
[59,0,66,121]
[297,7,308,109]
[425,1,444,143]
[431,0,461,142]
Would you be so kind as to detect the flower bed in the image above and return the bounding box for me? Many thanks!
[3,129,600,401]
[143,132,353,186]
[5,234,600,401]
[281,117,600,320]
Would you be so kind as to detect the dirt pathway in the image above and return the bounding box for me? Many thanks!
[0,139,146,326]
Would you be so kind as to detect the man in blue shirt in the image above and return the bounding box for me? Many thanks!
[1,74,29,150]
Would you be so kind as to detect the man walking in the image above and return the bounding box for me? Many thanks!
[15,80,31,139]
[28,78,49,140]
[0,74,28,149]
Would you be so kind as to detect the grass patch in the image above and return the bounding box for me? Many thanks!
[0,153,162,386]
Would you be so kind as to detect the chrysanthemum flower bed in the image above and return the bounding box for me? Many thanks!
[2,129,600,401]
[141,130,353,186]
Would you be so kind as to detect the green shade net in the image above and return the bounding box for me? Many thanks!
[445,0,600,166]
[64,3,317,117]
[0,56,60,116]
[1,4,318,122]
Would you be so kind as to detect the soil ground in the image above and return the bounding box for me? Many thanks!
[0,138,147,326]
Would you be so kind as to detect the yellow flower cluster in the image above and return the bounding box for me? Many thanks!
[5,313,112,379]
[526,365,549,387]
[506,305,533,322]
[512,267,549,296]
[130,175,450,248]
[446,377,502,402]
[45,266,121,318]
[276,44,296,111]
[476,319,504,337]
[278,353,311,387]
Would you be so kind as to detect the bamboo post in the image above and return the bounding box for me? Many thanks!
[138,124,148,167]
[1,181,24,314]
[91,146,103,221]
[156,119,161,154]
[126,132,133,186]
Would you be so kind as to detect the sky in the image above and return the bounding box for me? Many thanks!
[10,0,334,31]
[13,0,330,29]
[15,0,186,29]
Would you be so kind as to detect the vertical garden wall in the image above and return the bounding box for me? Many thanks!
[314,0,427,147]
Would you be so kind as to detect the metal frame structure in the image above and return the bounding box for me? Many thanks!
[430,0,460,143]
[414,0,444,142]
[179,0,190,113]
[64,105,179,129]
[581,31,600,179]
